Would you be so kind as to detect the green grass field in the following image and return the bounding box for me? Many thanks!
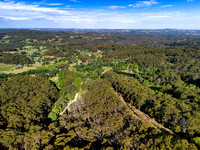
[0,63,15,72]
[50,76,60,89]
[6,67,37,74]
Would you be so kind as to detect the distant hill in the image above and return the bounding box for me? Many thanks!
[1,28,200,36]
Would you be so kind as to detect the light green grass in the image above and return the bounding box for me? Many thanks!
[35,62,68,70]
[102,66,113,74]
[23,46,33,49]
[36,66,47,70]
[6,67,36,74]
[27,49,38,55]
[48,62,68,70]
[18,49,38,56]
[40,50,48,55]
[0,64,15,72]
[50,76,60,89]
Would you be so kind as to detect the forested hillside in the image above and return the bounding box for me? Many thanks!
[0,29,200,149]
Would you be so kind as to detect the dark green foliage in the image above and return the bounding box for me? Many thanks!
[1,29,200,149]
[103,71,200,140]
[52,79,196,149]
[0,76,58,149]
[0,53,33,65]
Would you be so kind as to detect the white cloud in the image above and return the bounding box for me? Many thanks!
[108,6,126,9]
[0,1,63,13]
[160,5,173,8]
[46,3,63,6]
[129,0,158,8]
[70,0,80,3]
[139,12,184,18]
[1,16,29,20]
[0,1,193,29]
[0,1,133,24]
[147,15,169,19]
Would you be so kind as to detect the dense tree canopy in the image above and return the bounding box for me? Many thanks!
[0,76,58,149]
[1,29,200,149]
[51,79,197,149]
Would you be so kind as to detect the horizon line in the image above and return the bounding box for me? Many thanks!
[0,28,200,30]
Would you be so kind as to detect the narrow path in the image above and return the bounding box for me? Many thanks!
[115,91,176,136]
[59,93,79,116]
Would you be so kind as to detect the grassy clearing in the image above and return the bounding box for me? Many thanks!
[32,63,42,68]
[0,63,16,72]
[36,65,47,70]
[50,76,60,89]
[18,49,38,56]
[48,62,68,70]
[6,67,36,74]
[102,67,113,74]
[36,62,68,70]
[40,50,48,55]
[27,49,38,56]
[0,61,67,74]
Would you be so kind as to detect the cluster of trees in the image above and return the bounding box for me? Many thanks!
[1,29,200,69]
[1,75,197,149]
[0,44,21,52]
[103,45,200,69]
[51,79,197,149]
[0,76,58,149]
[0,52,33,65]
[0,67,59,79]
[58,68,78,95]
[1,29,200,52]
[74,60,103,79]
[103,71,200,143]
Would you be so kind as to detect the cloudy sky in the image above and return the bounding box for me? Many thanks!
[0,0,199,29]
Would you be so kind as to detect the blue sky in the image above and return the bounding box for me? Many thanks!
[0,0,199,29]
